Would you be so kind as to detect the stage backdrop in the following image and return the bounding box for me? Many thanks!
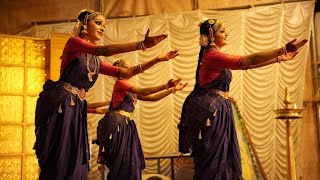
[18,1,314,180]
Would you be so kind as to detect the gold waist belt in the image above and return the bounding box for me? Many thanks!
[212,89,229,99]
[115,110,133,120]
[62,82,86,101]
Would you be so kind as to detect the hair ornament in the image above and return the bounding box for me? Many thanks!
[199,35,209,47]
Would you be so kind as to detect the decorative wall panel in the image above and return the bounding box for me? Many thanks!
[0,34,49,180]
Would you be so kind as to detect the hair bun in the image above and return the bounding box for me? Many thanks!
[77,9,94,21]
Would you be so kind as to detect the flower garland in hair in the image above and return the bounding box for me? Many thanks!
[71,20,82,37]
[199,35,209,47]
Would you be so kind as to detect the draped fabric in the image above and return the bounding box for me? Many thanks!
[18,1,315,180]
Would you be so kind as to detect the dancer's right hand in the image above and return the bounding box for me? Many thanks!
[156,50,179,62]
[174,82,188,91]
[285,39,308,52]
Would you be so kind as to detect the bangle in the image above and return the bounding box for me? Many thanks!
[282,46,287,55]
[171,88,176,94]
[277,56,281,63]
[137,64,144,73]
[139,41,146,51]
[164,83,169,90]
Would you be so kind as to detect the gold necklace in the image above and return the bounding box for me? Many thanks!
[86,54,97,82]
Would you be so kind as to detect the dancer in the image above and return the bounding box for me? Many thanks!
[96,58,188,180]
[178,19,307,180]
[34,9,171,180]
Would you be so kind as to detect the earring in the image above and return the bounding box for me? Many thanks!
[81,24,88,34]
[210,39,216,46]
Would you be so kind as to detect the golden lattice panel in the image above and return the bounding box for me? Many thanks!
[0,66,24,94]
[0,126,22,153]
[0,96,23,124]
[0,156,22,179]
[0,37,25,66]
[27,68,45,95]
[0,34,48,180]
[25,125,36,154]
[26,40,46,68]
[25,96,38,124]
[25,156,39,180]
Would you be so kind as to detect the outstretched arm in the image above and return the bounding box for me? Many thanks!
[129,79,181,96]
[246,52,299,69]
[95,29,167,56]
[87,107,109,114]
[119,50,179,78]
[241,39,307,68]
[137,82,188,101]
[87,101,110,109]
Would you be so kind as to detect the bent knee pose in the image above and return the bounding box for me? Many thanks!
[178,19,307,180]
[34,9,170,180]
[96,58,187,180]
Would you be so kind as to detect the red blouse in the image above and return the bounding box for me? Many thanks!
[199,51,242,86]
[60,37,120,77]
[112,80,133,108]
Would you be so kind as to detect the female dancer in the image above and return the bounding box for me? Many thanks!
[34,9,173,180]
[178,19,307,179]
[96,58,187,180]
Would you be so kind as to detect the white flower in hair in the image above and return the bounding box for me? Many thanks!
[198,17,208,27]
[71,20,82,37]
[199,35,209,47]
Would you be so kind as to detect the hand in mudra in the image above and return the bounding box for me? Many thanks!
[281,51,299,62]
[167,79,181,88]
[143,29,168,48]
[174,82,188,91]
[285,39,308,52]
[157,50,179,62]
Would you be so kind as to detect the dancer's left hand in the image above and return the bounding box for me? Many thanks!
[281,52,299,62]
[167,79,181,88]
[174,82,188,91]
[157,50,179,62]
[143,29,168,48]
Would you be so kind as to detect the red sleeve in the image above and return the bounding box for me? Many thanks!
[99,61,120,77]
[112,80,133,108]
[199,52,243,86]
[204,52,242,70]
[114,80,133,92]
[60,37,98,73]
[64,37,97,54]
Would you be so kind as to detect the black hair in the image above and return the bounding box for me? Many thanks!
[77,9,95,22]
[194,46,205,89]
[200,20,212,36]
[194,19,219,89]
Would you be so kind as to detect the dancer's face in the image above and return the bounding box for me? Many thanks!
[86,15,105,42]
[214,24,228,48]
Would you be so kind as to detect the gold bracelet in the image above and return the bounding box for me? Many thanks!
[171,88,176,94]
[164,83,169,90]
[140,41,146,51]
[282,46,287,55]
[277,56,281,63]
[138,64,144,73]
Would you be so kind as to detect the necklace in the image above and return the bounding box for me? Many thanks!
[208,45,220,52]
[86,54,97,82]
